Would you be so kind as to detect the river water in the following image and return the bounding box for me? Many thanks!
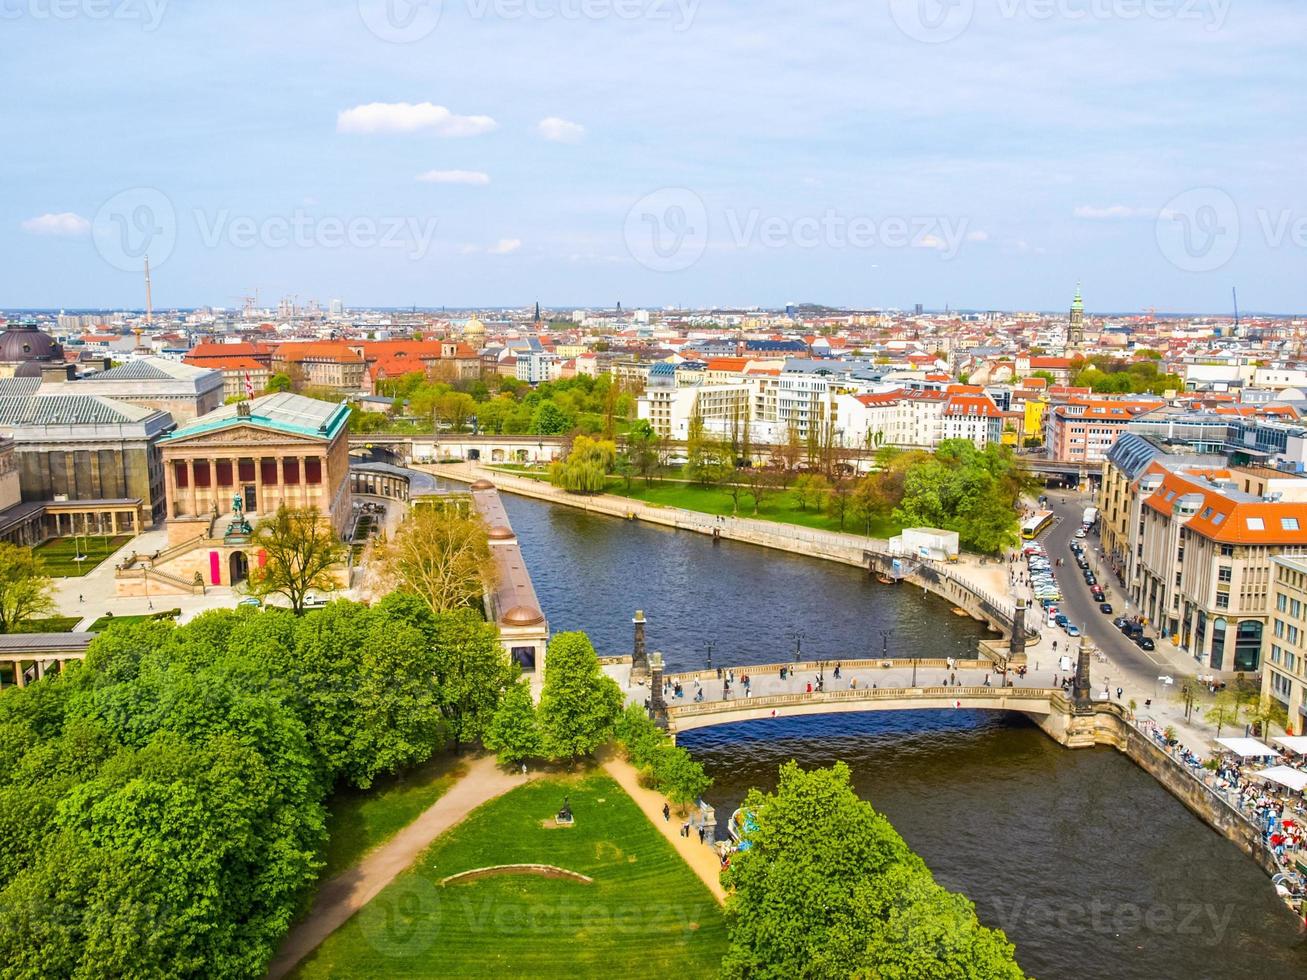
[503,493,1307,979]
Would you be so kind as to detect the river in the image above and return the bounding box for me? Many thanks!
[503,493,1307,979]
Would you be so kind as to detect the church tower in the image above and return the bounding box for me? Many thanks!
[1068,282,1085,348]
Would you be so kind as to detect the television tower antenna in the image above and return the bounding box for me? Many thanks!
[1232,286,1240,333]
[144,256,154,324]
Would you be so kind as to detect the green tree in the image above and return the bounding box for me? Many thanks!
[429,606,519,749]
[249,506,346,613]
[537,631,624,760]
[484,680,541,765]
[1204,690,1242,738]
[0,543,55,633]
[266,372,293,393]
[531,400,573,435]
[721,762,1024,980]
[549,436,616,493]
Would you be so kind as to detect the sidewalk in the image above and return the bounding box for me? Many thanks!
[266,754,532,979]
[601,753,726,904]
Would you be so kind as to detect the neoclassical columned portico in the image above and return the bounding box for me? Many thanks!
[165,449,332,519]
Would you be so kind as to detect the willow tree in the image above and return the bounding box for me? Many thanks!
[249,505,346,613]
[379,505,495,614]
[548,436,615,494]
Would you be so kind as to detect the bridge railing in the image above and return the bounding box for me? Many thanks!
[666,685,1059,718]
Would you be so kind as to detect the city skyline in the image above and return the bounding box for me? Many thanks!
[5,3,1306,311]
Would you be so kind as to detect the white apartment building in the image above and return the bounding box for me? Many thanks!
[637,383,753,440]
[515,351,561,384]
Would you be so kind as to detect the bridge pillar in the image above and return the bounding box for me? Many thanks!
[649,652,668,730]
[1073,633,1093,713]
[1010,599,1027,658]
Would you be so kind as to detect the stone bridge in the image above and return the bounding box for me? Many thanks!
[665,685,1064,737]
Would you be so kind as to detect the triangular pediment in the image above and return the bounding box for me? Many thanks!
[163,423,328,448]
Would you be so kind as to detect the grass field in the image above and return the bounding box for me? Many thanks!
[319,755,466,881]
[16,616,82,633]
[87,610,181,631]
[490,466,902,539]
[292,774,729,979]
[32,535,132,577]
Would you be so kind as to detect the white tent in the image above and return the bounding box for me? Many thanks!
[1273,736,1307,755]
[1250,766,1307,793]
[1215,737,1278,758]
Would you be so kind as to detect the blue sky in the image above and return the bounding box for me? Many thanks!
[3,0,1305,312]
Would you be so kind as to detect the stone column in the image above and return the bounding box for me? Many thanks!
[649,651,667,729]
[276,456,285,509]
[1073,633,1093,710]
[14,661,24,688]
[254,456,264,515]
[186,459,198,516]
[632,609,649,678]
[1010,599,1027,658]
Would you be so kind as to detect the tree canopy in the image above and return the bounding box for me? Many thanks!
[249,505,347,613]
[722,762,1025,979]
[537,631,624,760]
[377,504,495,613]
[0,597,513,977]
[0,543,55,633]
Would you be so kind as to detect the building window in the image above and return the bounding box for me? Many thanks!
[238,459,256,483]
[261,459,279,485]
[1218,567,1232,583]
[1216,592,1230,609]
[174,461,189,488]
[1279,594,1288,612]
[1220,544,1234,556]
[193,461,211,488]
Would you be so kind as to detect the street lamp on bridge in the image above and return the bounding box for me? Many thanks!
[704,639,715,671]
[790,630,805,664]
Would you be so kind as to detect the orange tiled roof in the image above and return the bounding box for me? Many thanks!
[1142,470,1307,544]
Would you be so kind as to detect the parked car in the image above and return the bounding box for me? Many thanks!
[1065,624,1081,637]
[1113,617,1129,629]
[1055,614,1070,628]
[1135,635,1156,651]
[1099,602,1113,614]
[1084,574,1097,586]
[237,597,261,608]
[1074,528,1087,538]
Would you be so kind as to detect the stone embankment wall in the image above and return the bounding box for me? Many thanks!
[430,466,1027,641]
[1118,723,1280,876]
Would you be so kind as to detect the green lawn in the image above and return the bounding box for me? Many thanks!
[292,774,728,979]
[16,616,82,633]
[32,535,132,577]
[490,466,902,538]
[319,755,466,881]
[87,610,181,631]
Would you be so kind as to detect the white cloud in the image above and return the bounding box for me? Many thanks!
[488,238,522,255]
[21,212,90,236]
[1074,204,1154,220]
[535,117,585,143]
[337,102,497,137]
[416,169,491,185]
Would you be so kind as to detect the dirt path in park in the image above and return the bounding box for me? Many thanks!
[601,754,728,903]
[266,753,532,978]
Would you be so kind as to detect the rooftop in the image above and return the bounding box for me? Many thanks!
[164,392,351,443]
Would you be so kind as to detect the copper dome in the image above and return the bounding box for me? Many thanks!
[501,605,544,626]
[470,479,495,490]
[0,324,61,364]
[487,525,516,540]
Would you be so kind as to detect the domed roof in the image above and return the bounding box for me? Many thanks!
[0,324,61,364]
[470,479,495,490]
[463,316,486,337]
[487,525,515,540]
[501,605,545,626]
[13,360,45,378]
